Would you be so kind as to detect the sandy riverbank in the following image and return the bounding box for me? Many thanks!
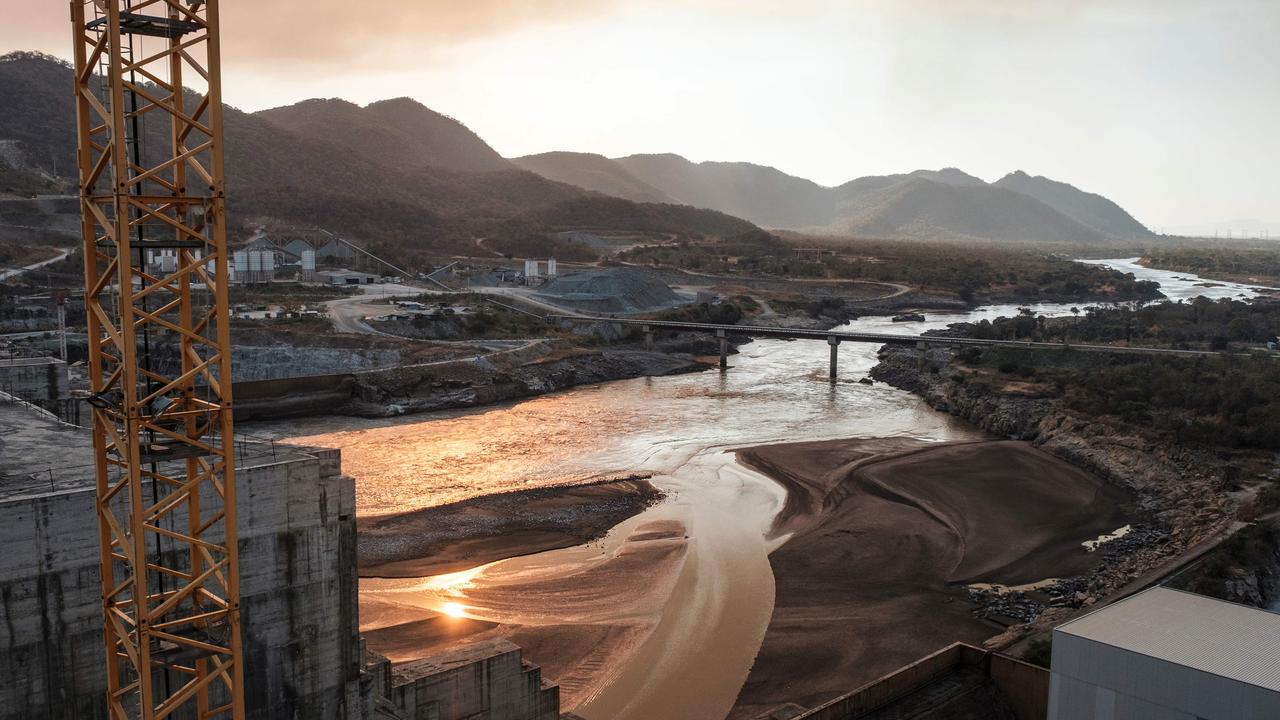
[359,477,664,577]
[353,473,685,711]
[356,435,1134,719]
[730,438,1134,718]
[360,515,690,709]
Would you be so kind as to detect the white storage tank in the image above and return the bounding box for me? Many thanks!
[248,250,263,283]
[301,250,316,282]
[547,257,558,278]
[233,250,249,283]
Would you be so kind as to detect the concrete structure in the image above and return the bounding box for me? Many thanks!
[523,259,540,284]
[0,356,67,405]
[779,642,1048,720]
[320,269,379,286]
[1049,587,1280,719]
[0,401,367,719]
[546,258,557,278]
[370,639,561,720]
[0,401,572,720]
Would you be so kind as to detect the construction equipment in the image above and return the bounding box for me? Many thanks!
[71,1,245,717]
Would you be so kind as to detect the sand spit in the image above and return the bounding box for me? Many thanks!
[358,477,663,577]
[731,438,1133,718]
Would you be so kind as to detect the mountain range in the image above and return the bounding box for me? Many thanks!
[0,52,754,254]
[516,153,1153,243]
[0,50,1152,252]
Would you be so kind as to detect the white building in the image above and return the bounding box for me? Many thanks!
[1049,586,1280,719]
[317,269,378,286]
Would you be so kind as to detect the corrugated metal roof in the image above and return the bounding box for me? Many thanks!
[1056,586,1280,691]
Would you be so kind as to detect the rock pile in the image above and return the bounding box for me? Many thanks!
[968,587,1044,623]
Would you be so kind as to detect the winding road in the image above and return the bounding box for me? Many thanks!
[0,248,72,281]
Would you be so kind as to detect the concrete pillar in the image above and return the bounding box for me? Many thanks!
[717,329,728,370]
[643,325,654,351]
[828,336,840,381]
[917,340,928,371]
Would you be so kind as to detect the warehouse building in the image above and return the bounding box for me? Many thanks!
[1048,586,1280,719]
[319,269,380,285]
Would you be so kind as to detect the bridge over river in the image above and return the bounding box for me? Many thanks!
[550,315,1251,380]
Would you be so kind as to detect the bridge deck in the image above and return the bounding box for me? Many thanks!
[551,315,1250,359]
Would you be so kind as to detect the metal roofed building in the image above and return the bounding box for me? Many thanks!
[318,269,379,285]
[1049,586,1280,720]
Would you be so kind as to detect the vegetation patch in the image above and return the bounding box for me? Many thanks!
[1143,247,1280,286]
[624,234,1162,303]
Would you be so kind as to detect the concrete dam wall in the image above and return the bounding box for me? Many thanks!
[0,442,368,720]
[0,401,573,720]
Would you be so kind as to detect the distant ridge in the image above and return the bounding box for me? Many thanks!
[0,52,756,254]
[514,151,1154,244]
[613,154,837,229]
[1,50,1154,249]
[829,177,1106,244]
[994,170,1153,238]
[514,151,676,204]
[256,97,511,174]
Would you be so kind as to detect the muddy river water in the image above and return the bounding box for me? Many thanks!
[256,259,1265,719]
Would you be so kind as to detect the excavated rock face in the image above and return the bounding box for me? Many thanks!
[1170,521,1280,610]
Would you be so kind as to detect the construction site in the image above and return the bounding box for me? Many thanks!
[6,3,1280,720]
[0,3,570,719]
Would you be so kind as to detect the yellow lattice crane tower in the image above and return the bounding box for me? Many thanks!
[70,1,245,717]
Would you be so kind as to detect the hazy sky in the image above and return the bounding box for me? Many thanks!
[6,0,1277,229]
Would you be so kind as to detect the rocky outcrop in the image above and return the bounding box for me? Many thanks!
[1170,521,1280,609]
[871,342,1236,615]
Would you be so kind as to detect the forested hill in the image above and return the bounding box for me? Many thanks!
[255,97,511,175]
[0,51,756,256]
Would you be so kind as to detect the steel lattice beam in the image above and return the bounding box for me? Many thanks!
[71,2,245,718]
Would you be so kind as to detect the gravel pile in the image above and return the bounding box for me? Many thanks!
[536,268,682,314]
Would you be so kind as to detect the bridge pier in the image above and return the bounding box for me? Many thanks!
[917,340,928,371]
[828,336,840,381]
[717,329,728,370]
[643,325,654,351]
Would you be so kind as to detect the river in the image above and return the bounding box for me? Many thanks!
[255,259,1266,720]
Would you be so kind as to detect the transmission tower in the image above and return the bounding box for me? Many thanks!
[71,1,245,718]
